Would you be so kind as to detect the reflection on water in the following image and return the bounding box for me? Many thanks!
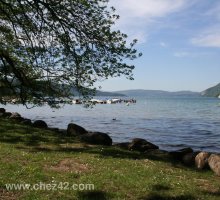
[1,96,220,152]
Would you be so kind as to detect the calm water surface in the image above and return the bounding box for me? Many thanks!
[2,96,220,152]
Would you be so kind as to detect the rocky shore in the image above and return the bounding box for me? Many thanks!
[1,107,220,177]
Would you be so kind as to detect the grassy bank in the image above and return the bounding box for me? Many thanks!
[0,118,220,200]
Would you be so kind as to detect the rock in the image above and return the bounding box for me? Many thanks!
[195,152,210,169]
[146,149,169,156]
[169,147,193,160]
[21,119,32,126]
[80,132,112,146]
[114,142,130,150]
[58,129,67,135]
[182,152,199,166]
[9,112,21,118]
[2,112,12,118]
[0,108,6,113]
[33,120,48,128]
[9,112,23,121]
[128,138,159,152]
[48,127,59,132]
[67,123,87,136]
[208,154,220,176]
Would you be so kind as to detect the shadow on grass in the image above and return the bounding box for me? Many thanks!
[0,118,77,147]
[16,143,185,171]
[143,184,197,200]
[139,194,196,200]
[0,118,194,168]
[0,121,186,170]
[77,190,111,200]
[152,184,171,191]
[202,190,220,197]
[0,119,218,200]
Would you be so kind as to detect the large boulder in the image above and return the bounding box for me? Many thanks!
[128,138,159,152]
[33,120,48,129]
[9,112,21,118]
[80,132,112,146]
[9,112,23,121]
[21,119,32,126]
[114,142,130,150]
[48,127,59,132]
[208,154,220,176]
[67,123,87,136]
[0,108,6,113]
[2,112,12,118]
[195,152,210,169]
[145,149,169,156]
[169,147,193,160]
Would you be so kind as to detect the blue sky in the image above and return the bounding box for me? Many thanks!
[97,0,220,92]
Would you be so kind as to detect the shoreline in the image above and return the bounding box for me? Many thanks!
[1,108,220,199]
[1,103,220,153]
[1,107,220,177]
[1,116,220,199]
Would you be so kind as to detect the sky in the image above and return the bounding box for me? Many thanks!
[97,0,220,92]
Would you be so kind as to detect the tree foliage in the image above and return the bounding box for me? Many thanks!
[0,0,141,106]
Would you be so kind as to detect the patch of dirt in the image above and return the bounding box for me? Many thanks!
[0,156,28,166]
[47,158,90,173]
[194,178,220,194]
[0,188,21,200]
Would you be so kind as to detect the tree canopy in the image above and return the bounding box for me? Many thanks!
[0,0,141,106]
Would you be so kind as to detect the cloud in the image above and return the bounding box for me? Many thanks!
[111,0,188,18]
[131,32,148,44]
[191,27,220,48]
[174,50,213,58]
[109,0,193,44]
[160,42,167,47]
[191,2,220,48]
[205,2,220,20]
[174,51,190,57]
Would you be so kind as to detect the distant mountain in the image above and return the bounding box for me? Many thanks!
[0,81,126,98]
[171,91,200,96]
[114,89,199,97]
[95,90,126,97]
[70,87,126,97]
[201,83,220,97]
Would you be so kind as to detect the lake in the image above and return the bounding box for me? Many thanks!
[1,95,220,152]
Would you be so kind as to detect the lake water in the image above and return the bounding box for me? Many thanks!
[1,96,220,152]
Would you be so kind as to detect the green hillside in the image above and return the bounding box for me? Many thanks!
[201,83,220,97]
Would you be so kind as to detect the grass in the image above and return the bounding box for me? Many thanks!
[0,118,220,200]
